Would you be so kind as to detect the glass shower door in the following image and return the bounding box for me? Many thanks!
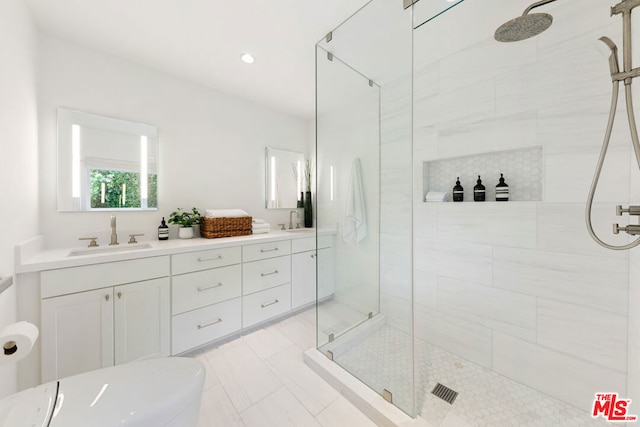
[315,0,415,416]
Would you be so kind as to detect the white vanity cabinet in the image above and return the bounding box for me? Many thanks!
[241,240,292,327]
[291,235,335,309]
[40,256,170,382]
[32,232,337,370]
[170,247,242,355]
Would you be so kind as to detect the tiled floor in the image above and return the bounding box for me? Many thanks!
[336,324,610,427]
[190,307,378,427]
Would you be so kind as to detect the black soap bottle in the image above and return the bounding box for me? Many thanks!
[496,173,509,202]
[452,177,464,202]
[158,217,169,240]
[473,175,486,202]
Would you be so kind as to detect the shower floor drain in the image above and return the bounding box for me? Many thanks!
[431,383,458,404]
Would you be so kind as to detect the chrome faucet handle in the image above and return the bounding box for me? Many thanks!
[616,205,640,216]
[613,223,640,235]
[277,224,286,231]
[128,234,144,244]
[79,237,99,247]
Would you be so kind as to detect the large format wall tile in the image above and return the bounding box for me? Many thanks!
[414,237,492,285]
[493,332,627,412]
[438,202,537,248]
[414,305,492,368]
[537,203,631,258]
[436,111,538,160]
[437,277,536,342]
[493,246,628,314]
[537,299,627,372]
[544,145,631,203]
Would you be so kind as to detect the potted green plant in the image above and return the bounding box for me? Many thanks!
[168,207,201,239]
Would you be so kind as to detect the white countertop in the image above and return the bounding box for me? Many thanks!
[16,228,334,273]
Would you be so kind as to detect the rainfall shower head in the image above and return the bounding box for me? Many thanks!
[494,0,558,43]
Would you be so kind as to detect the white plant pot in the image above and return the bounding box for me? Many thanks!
[178,226,194,239]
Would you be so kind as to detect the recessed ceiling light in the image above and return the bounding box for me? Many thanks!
[241,53,255,64]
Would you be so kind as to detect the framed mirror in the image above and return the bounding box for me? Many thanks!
[265,147,305,209]
[57,108,159,212]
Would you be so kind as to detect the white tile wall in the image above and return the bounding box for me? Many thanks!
[537,299,627,372]
[492,332,627,412]
[493,246,628,314]
[437,277,537,342]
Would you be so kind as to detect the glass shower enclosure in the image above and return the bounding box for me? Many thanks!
[315,0,415,416]
[316,0,635,423]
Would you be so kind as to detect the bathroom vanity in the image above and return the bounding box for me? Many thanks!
[15,230,335,383]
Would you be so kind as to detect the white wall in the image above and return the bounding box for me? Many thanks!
[37,35,310,248]
[0,0,39,399]
[408,0,632,412]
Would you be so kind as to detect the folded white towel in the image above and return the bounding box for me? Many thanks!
[252,218,266,224]
[252,228,269,234]
[425,191,449,202]
[252,223,270,230]
[205,209,250,218]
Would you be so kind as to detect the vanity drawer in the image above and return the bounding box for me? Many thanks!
[171,246,241,275]
[172,265,241,315]
[292,237,315,254]
[242,256,291,295]
[242,240,290,262]
[242,284,291,328]
[171,297,242,355]
[291,236,333,253]
[41,256,170,298]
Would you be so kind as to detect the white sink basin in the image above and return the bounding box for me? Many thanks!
[68,243,153,257]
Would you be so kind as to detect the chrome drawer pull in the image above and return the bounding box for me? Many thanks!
[197,283,223,292]
[261,299,279,308]
[260,270,279,277]
[260,247,279,253]
[197,255,223,262]
[197,318,223,329]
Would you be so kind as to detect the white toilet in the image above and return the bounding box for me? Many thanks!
[0,357,205,427]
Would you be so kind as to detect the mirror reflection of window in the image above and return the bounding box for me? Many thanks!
[265,147,305,209]
[57,108,159,212]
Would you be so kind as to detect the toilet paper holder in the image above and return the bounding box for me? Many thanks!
[3,340,17,355]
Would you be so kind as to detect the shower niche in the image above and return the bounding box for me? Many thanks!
[422,146,543,202]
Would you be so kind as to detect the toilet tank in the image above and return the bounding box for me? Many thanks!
[49,357,205,427]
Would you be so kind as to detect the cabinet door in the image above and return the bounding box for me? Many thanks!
[114,277,170,365]
[317,247,335,300]
[291,251,316,309]
[41,288,114,382]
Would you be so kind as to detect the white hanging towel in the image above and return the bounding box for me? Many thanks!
[343,158,368,243]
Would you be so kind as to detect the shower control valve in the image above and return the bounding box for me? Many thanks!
[615,205,640,216]
[613,223,640,235]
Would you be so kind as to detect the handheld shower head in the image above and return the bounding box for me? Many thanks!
[494,0,558,42]
[597,36,620,75]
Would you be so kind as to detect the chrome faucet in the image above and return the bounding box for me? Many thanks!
[289,211,299,230]
[109,215,119,245]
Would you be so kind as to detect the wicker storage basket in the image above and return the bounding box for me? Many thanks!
[200,216,252,239]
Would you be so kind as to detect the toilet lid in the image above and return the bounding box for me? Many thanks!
[49,357,205,427]
[0,381,57,427]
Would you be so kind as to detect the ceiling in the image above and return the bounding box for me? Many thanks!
[24,0,371,119]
